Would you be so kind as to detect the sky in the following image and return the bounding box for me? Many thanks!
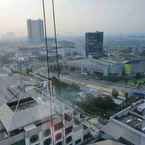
[0,0,145,37]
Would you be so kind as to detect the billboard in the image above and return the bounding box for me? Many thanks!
[124,64,132,74]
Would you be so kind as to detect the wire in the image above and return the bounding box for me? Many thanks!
[42,0,50,79]
[41,0,53,120]
[51,0,60,79]
[51,1,67,144]
[41,1,55,145]
[15,93,22,112]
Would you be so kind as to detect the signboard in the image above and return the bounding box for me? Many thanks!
[124,64,132,74]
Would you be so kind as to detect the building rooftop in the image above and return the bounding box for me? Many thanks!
[114,100,145,134]
[96,57,121,65]
[67,57,122,67]
[102,100,145,145]
[0,97,55,132]
[0,74,78,140]
[91,140,125,145]
[0,84,71,130]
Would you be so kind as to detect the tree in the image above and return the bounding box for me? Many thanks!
[124,92,128,98]
[112,88,119,98]
[79,95,116,119]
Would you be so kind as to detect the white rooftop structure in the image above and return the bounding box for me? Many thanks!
[137,102,145,112]
[102,100,145,145]
[90,140,125,145]
[0,101,55,132]
[64,57,123,76]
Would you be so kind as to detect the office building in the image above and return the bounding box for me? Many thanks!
[85,31,104,58]
[27,19,44,42]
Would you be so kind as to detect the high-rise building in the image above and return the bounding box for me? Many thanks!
[27,19,44,42]
[85,31,104,58]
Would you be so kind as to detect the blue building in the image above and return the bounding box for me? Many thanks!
[27,19,44,43]
[85,31,104,58]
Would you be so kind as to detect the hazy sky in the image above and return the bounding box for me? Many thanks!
[0,0,145,37]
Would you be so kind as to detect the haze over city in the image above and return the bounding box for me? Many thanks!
[0,0,145,37]
[0,0,145,145]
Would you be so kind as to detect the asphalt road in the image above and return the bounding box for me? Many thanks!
[61,73,145,95]
[35,67,145,95]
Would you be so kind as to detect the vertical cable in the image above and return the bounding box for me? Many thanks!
[51,1,66,144]
[41,0,52,111]
[41,1,54,145]
[42,0,50,79]
[51,0,60,79]
[51,1,67,144]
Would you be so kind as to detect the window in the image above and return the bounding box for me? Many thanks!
[56,141,62,145]
[30,134,39,143]
[43,129,51,137]
[54,122,63,131]
[75,139,81,145]
[55,132,62,141]
[65,136,72,144]
[65,126,73,135]
[64,113,72,121]
[43,138,51,145]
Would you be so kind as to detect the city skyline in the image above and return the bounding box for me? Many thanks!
[0,1,145,145]
[0,0,145,37]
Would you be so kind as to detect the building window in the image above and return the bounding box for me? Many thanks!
[43,138,51,145]
[65,136,72,144]
[64,113,72,122]
[55,132,62,141]
[75,139,81,145]
[54,122,63,131]
[65,126,73,135]
[43,129,51,137]
[30,134,39,143]
[56,141,62,145]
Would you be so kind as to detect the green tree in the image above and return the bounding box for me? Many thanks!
[112,88,119,98]
[79,95,116,119]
